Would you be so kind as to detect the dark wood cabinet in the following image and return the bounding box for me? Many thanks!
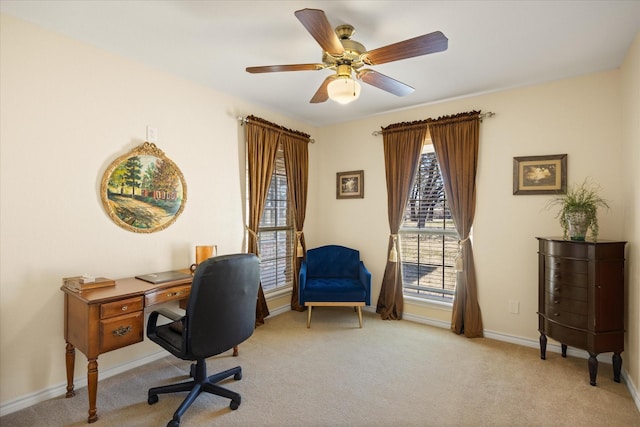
[537,237,626,386]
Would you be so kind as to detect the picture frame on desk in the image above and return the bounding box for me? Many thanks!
[100,142,187,233]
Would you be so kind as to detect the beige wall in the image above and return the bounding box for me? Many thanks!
[309,70,627,328]
[0,14,316,407]
[1,13,638,412]
[620,32,640,401]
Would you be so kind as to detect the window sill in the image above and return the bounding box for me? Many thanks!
[265,286,292,300]
[404,295,453,311]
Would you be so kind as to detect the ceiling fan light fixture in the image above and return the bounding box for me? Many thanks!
[327,76,361,104]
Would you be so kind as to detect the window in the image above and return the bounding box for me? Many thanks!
[400,144,458,301]
[257,146,294,292]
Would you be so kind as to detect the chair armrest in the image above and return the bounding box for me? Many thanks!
[298,260,308,306]
[359,261,372,305]
[147,308,184,337]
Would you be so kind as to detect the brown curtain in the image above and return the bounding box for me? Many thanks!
[245,115,311,324]
[376,121,429,320]
[427,111,484,337]
[282,133,309,312]
[245,116,279,325]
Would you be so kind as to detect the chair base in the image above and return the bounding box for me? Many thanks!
[148,358,242,427]
[305,302,364,328]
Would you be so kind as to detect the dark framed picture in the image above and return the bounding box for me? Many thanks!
[513,154,567,195]
[100,142,187,232]
[336,170,364,199]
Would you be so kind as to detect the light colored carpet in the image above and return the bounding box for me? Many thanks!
[2,308,639,427]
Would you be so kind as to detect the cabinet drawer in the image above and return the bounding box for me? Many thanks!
[545,267,588,288]
[145,285,190,306]
[540,317,588,349]
[545,295,587,315]
[100,311,143,353]
[546,281,587,301]
[100,297,144,319]
[543,306,587,329]
[542,240,588,259]
[545,257,588,274]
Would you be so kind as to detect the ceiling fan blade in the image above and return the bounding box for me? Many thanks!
[358,69,414,96]
[246,64,325,73]
[295,8,344,56]
[362,31,448,65]
[310,75,337,103]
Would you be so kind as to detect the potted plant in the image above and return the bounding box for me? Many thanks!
[545,178,609,241]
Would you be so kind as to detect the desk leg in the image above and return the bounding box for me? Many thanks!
[64,342,76,398]
[87,358,99,423]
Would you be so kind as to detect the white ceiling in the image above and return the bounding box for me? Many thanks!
[1,1,639,127]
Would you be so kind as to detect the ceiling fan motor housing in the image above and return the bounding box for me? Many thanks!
[321,25,366,71]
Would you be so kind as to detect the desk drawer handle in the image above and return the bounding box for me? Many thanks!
[167,291,186,298]
[121,305,128,311]
[112,326,132,337]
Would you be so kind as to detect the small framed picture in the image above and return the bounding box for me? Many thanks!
[513,154,567,195]
[336,170,364,199]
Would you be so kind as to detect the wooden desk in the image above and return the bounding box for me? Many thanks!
[62,274,193,423]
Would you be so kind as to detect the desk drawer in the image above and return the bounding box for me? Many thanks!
[145,285,190,306]
[100,297,143,319]
[100,311,143,353]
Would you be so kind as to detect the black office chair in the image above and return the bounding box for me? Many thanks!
[146,253,260,427]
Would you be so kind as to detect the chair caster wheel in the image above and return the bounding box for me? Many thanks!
[167,419,180,427]
[234,372,242,380]
[190,363,196,378]
[230,399,240,410]
[148,394,158,405]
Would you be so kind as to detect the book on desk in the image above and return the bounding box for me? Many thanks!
[62,276,115,292]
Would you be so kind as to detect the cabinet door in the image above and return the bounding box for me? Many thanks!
[592,260,624,332]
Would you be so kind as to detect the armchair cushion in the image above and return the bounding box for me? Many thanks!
[303,278,366,302]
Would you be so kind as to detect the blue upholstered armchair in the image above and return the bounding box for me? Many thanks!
[299,245,371,328]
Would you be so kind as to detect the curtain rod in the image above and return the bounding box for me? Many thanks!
[237,116,315,143]
[371,111,496,136]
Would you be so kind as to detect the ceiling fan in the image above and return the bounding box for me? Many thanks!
[246,8,448,105]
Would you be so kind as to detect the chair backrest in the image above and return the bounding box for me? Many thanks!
[185,253,260,358]
[306,245,360,278]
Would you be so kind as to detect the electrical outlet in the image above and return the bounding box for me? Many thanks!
[146,126,158,143]
[509,300,520,314]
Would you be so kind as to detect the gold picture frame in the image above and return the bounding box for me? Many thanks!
[101,142,187,232]
[336,170,364,199]
[513,154,567,195]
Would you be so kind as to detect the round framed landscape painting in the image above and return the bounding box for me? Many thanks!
[101,142,187,233]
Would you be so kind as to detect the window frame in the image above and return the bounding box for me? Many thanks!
[256,145,294,293]
[399,143,458,303]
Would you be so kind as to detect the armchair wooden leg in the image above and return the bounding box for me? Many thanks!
[357,306,363,328]
[307,306,312,328]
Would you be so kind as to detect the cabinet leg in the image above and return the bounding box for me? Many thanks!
[64,342,76,398]
[588,352,598,386]
[87,358,99,423]
[233,345,239,357]
[561,344,567,358]
[539,333,547,360]
[612,352,622,383]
